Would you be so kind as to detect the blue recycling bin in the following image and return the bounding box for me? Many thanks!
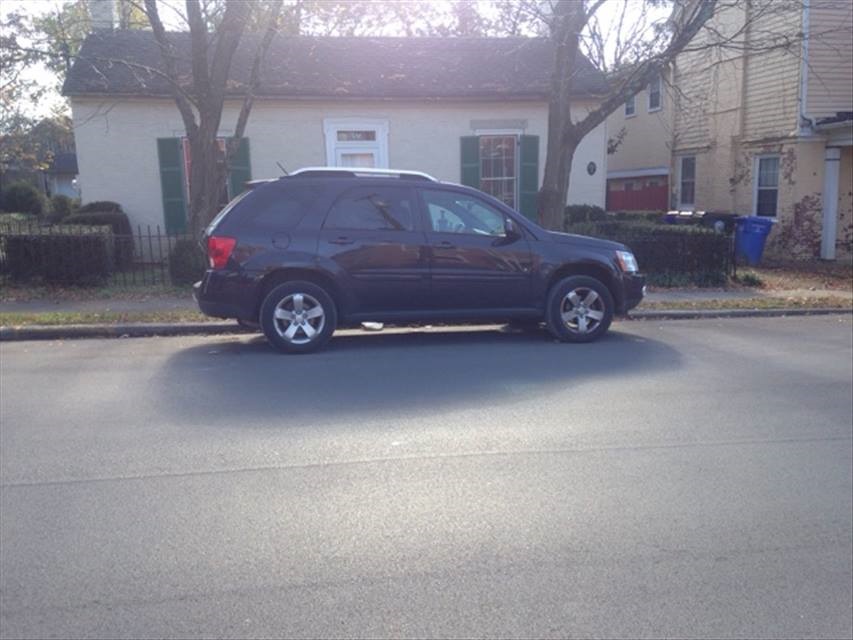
[735,216,774,266]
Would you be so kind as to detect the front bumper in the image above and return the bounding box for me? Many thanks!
[620,273,646,313]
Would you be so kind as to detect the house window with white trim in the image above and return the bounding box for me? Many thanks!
[754,156,779,217]
[648,74,662,111]
[479,135,518,207]
[323,119,389,168]
[625,95,636,117]
[678,156,696,208]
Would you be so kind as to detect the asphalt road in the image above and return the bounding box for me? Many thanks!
[1,316,851,639]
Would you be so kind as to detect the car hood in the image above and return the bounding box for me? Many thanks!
[544,230,628,253]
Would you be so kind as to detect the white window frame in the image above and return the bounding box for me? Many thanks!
[753,154,780,217]
[323,118,389,169]
[647,74,662,112]
[625,95,636,117]
[677,155,696,210]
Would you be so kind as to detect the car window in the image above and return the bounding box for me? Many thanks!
[426,203,466,233]
[239,184,321,230]
[324,186,415,231]
[420,189,506,236]
[205,190,251,235]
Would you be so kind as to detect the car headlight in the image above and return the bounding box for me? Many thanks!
[616,250,639,273]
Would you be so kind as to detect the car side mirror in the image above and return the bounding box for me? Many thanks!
[504,218,521,240]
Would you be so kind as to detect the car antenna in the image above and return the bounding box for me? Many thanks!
[276,162,289,176]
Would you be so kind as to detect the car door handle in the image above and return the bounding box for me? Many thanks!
[328,236,354,245]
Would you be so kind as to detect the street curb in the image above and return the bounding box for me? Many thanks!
[0,322,249,342]
[1,307,850,342]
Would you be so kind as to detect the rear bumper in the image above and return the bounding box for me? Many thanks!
[620,273,646,314]
[193,270,260,321]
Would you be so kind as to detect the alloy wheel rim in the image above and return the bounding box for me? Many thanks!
[273,293,326,344]
[560,287,605,334]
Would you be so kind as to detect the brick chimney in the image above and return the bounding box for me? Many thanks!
[89,0,115,30]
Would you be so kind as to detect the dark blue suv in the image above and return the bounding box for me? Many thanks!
[195,168,645,353]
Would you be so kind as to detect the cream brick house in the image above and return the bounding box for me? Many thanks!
[606,0,853,260]
[63,31,609,234]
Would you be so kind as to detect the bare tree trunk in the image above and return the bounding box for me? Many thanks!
[540,136,578,231]
[145,0,259,238]
[537,1,584,230]
[187,124,226,237]
[537,0,719,231]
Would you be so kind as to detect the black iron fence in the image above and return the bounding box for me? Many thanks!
[0,221,204,287]
[1,217,737,289]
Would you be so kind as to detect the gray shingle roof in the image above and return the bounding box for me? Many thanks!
[63,30,608,99]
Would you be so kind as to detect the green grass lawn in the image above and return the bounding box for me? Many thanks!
[0,281,194,303]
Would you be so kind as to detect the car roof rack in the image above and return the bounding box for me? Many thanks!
[245,178,276,189]
[289,167,438,181]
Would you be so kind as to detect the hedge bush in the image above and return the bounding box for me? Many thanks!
[1,182,45,217]
[611,210,664,223]
[47,194,76,223]
[64,210,131,235]
[168,239,206,285]
[76,200,123,214]
[3,229,114,284]
[563,204,606,227]
[64,210,133,268]
[565,220,730,286]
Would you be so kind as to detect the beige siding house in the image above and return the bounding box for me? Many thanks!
[607,0,853,260]
[64,32,609,234]
[606,72,673,211]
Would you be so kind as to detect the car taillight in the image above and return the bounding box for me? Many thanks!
[207,236,236,270]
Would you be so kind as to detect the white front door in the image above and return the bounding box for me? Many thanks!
[324,118,389,169]
[336,147,378,168]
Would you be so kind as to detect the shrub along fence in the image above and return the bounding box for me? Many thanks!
[2,214,735,289]
[564,220,733,286]
[0,220,205,287]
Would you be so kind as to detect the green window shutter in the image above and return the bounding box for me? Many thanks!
[156,138,187,234]
[519,135,539,220]
[228,137,252,199]
[460,136,480,189]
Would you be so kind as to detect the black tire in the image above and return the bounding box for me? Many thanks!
[260,281,337,354]
[545,275,614,343]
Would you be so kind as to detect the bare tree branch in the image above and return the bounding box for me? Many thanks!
[143,0,198,137]
[229,1,283,159]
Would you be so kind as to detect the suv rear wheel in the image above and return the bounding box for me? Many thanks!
[260,281,337,354]
[546,275,614,343]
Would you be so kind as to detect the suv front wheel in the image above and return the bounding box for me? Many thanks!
[546,275,614,343]
[260,281,338,354]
